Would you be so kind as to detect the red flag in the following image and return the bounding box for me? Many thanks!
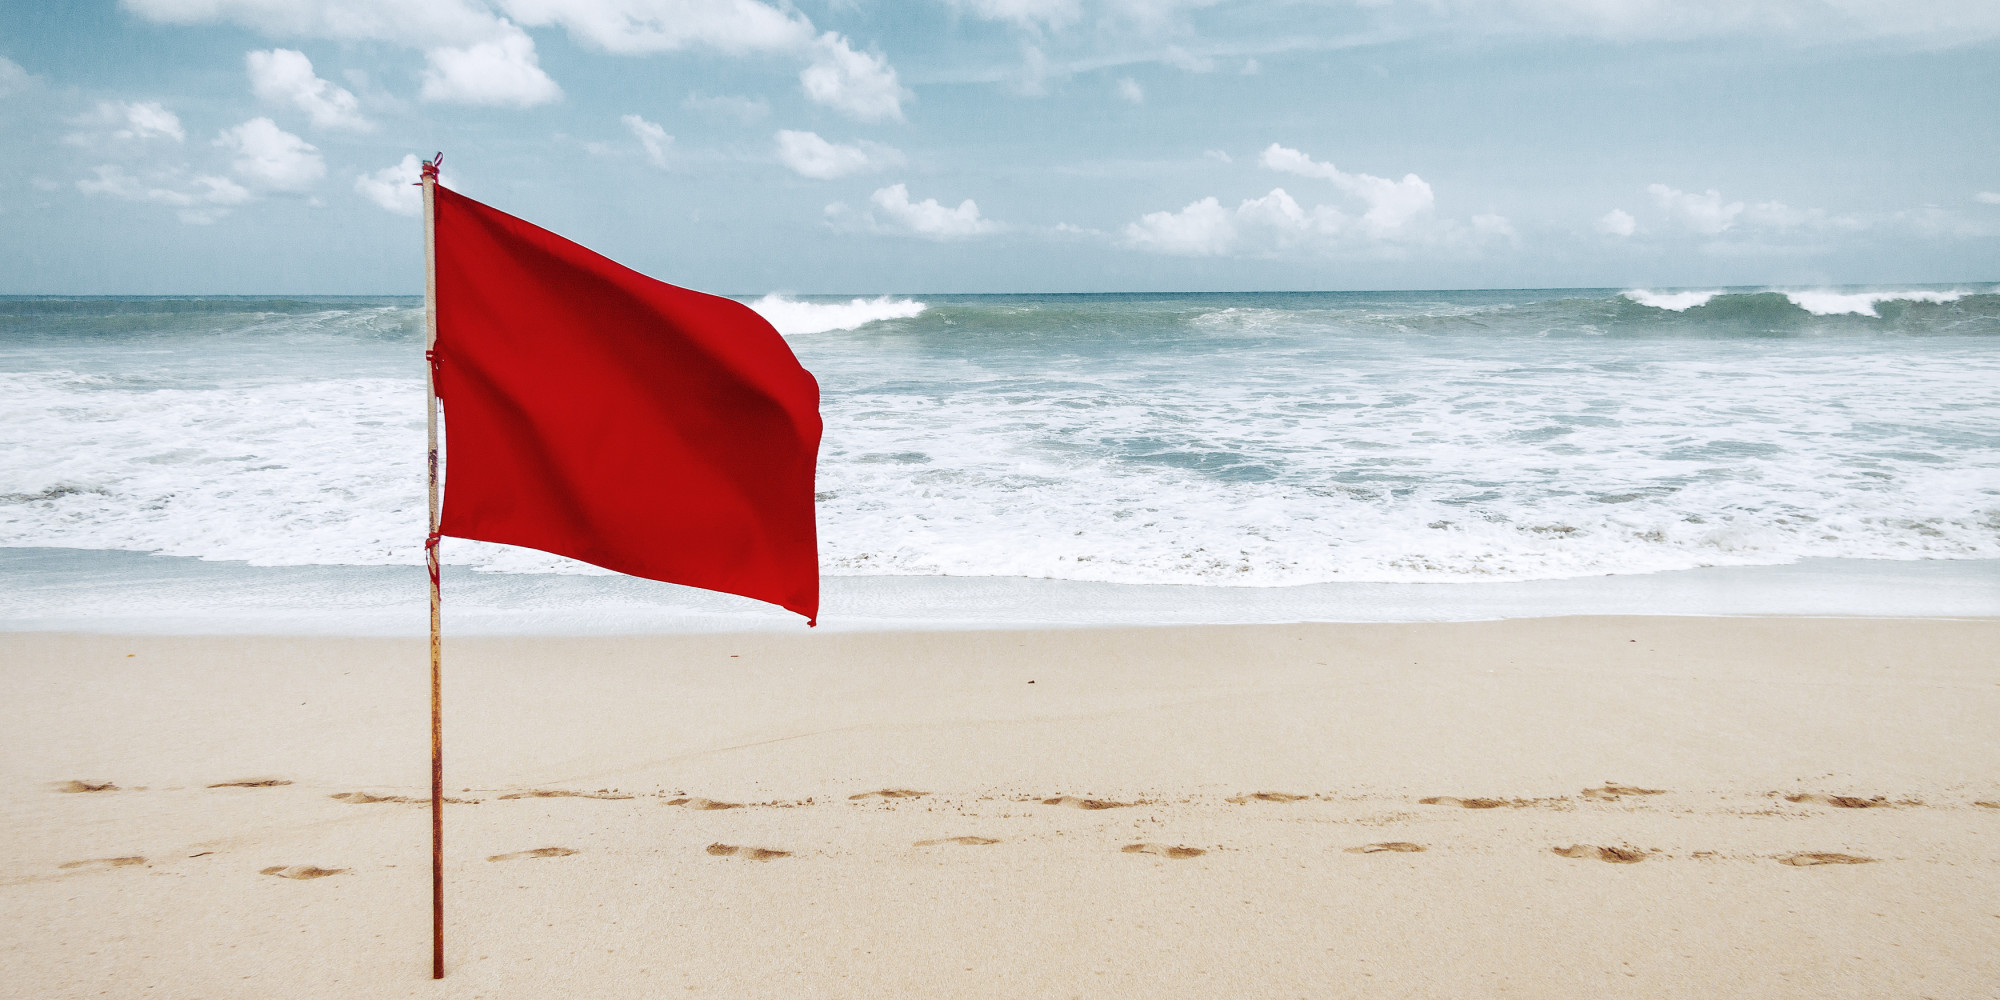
[430,184,821,623]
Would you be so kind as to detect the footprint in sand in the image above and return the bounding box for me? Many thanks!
[1777,852,1875,866]
[1122,843,1206,859]
[1554,845,1648,863]
[331,791,480,805]
[208,778,292,788]
[332,791,416,804]
[850,789,927,800]
[498,789,633,801]
[1042,796,1135,810]
[1345,842,1425,854]
[57,780,118,793]
[487,847,579,862]
[1581,783,1666,801]
[666,797,743,810]
[915,836,1000,847]
[1226,792,1309,804]
[59,857,146,870]
[1784,793,1896,808]
[260,865,346,879]
[706,843,791,861]
[1419,796,1512,809]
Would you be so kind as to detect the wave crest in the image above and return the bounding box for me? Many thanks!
[1622,289,1722,312]
[1785,290,1964,317]
[746,294,925,335]
[1624,287,1973,318]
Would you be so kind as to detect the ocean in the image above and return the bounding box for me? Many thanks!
[3,287,1997,632]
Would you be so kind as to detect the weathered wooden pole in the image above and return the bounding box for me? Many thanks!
[420,152,444,981]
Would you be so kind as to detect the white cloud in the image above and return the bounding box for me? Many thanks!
[131,1,563,107]
[622,113,673,167]
[125,0,511,45]
[801,33,909,121]
[216,117,325,191]
[1977,191,2000,205]
[507,2,914,120]
[1204,149,1231,163]
[130,1,910,122]
[682,91,769,123]
[1642,183,1863,236]
[247,48,370,130]
[775,130,903,179]
[77,164,252,224]
[68,100,186,144]
[354,154,457,215]
[355,156,421,215]
[1125,144,1510,258]
[0,56,32,99]
[854,183,1000,238]
[1115,76,1144,102]
[946,0,1083,30]
[948,0,1225,33]
[1596,207,1637,236]
[1125,195,1238,254]
[1259,143,1434,237]
[421,27,563,106]
[502,0,814,53]
[1645,183,1741,234]
[121,101,186,141]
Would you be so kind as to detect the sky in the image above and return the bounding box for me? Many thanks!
[1,0,1997,294]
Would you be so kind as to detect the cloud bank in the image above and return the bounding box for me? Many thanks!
[1124,143,1511,257]
[128,0,908,119]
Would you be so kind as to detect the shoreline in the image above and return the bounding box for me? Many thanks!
[4,617,1996,997]
[5,548,1997,634]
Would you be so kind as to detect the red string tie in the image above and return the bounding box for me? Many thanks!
[424,531,442,588]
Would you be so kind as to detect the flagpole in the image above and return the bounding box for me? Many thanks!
[419,152,445,981]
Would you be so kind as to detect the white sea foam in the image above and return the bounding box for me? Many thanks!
[1622,289,1721,311]
[1784,290,1964,317]
[746,294,925,335]
[3,293,1996,589]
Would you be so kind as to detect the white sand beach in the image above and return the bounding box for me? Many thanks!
[3,616,1996,998]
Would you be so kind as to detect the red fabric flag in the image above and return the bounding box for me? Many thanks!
[430,184,822,623]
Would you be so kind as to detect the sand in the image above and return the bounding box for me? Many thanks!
[2,616,1996,998]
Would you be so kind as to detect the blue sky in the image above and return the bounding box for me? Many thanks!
[1,0,1997,294]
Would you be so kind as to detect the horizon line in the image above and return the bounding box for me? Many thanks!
[1,280,1996,300]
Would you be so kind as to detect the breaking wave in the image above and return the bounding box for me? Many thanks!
[1621,289,1723,311]
[745,294,926,335]
[3,289,1997,587]
[1624,287,1977,319]
[1784,290,1965,316]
